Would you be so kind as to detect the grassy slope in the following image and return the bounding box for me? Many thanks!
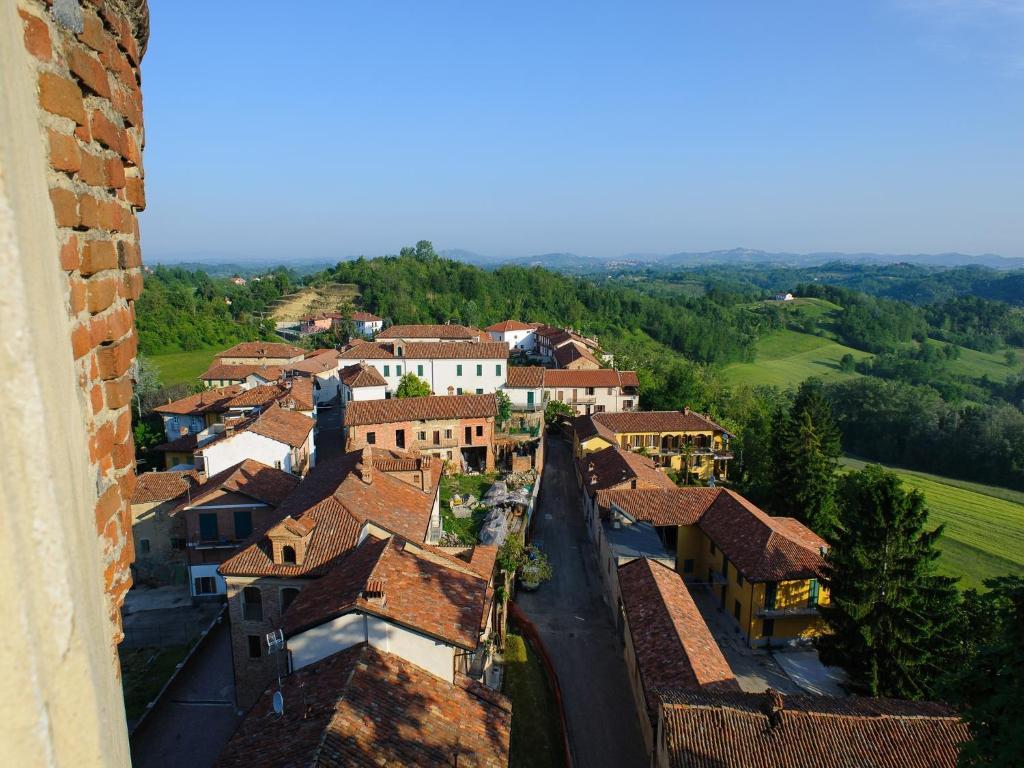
[722,330,871,388]
[504,633,566,768]
[147,347,220,387]
[839,457,1024,590]
[945,345,1024,384]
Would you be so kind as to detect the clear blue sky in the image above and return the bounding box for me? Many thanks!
[140,1,1024,260]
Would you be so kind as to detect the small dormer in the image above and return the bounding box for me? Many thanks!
[267,515,315,566]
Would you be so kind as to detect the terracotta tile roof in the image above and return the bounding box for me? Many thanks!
[199,363,284,382]
[225,383,289,409]
[656,689,966,768]
[287,378,315,410]
[153,385,244,416]
[339,362,387,387]
[485,319,534,332]
[219,448,440,577]
[215,341,305,359]
[553,342,600,369]
[534,325,573,343]
[339,340,509,360]
[376,323,482,340]
[545,368,638,389]
[344,394,498,427]
[578,446,676,498]
[152,432,200,454]
[590,409,727,435]
[597,487,721,526]
[216,644,511,768]
[174,459,299,510]
[245,403,314,448]
[506,366,545,388]
[286,351,340,374]
[619,559,738,721]
[131,470,201,504]
[281,535,492,649]
[351,311,382,322]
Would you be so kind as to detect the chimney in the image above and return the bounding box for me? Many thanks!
[420,455,432,490]
[587,462,595,472]
[179,426,189,436]
[589,474,598,486]
[761,689,784,730]
[362,578,386,606]
[631,478,637,489]
[359,446,373,484]
[683,406,690,415]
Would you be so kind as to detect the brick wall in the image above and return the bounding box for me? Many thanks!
[18,0,148,647]
[348,417,497,470]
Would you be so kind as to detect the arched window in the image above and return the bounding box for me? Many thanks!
[281,587,300,613]
[242,587,263,621]
[282,545,296,564]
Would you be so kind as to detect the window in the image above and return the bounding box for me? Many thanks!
[735,569,743,587]
[623,400,633,409]
[496,364,502,376]
[282,545,296,565]
[721,557,728,578]
[808,578,820,607]
[199,512,219,542]
[709,541,716,555]
[586,387,595,396]
[274,460,282,470]
[456,387,463,395]
[764,582,777,611]
[475,388,483,394]
[527,391,534,405]
[457,364,463,376]
[234,510,253,539]
[281,587,300,612]
[242,587,263,620]
[476,364,482,376]
[433,430,441,445]
[247,635,262,658]
[762,618,775,637]
[396,365,402,376]
[682,558,694,574]
[734,600,741,622]
[139,538,151,555]
[171,538,186,551]
[557,390,564,401]
[396,428,405,449]
[383,365,390,376]
[444,429,452,439]
[476,425,483,437]
[607,387,614,395]
[417,430,426,441]
[367,431,376,445]
[417,364,424,376]
[396,346,404,357]
[194,576,217,595]
[465,426,472,443]
[596,405,605,412]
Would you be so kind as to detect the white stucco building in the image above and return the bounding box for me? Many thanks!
[195,405,316,476]
[485,319,537,352]
[339,340,509,396]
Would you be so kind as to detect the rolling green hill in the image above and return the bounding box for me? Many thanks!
[148,347,220,387]
[839,457,1024,590]
[722,329,870,388]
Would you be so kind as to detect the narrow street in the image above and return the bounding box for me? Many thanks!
[515,437,648,768]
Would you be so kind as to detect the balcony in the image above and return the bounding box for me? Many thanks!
[756,605,821,619]
[189,536,240,550]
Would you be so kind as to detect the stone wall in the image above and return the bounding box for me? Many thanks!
[17,0,149,646]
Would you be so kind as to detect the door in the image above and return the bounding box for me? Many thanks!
[198,512,218,542]
[396,429,405,449]
[527,391,534,406]
[465,426,472,444]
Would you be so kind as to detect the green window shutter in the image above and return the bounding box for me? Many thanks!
[527,391,534,404]
[417,365,423,376]
[397,365,402,376]
[457,365,462,376]
[383,365,390,376]
[496,364,502,376]
[808,578,820,607]
[476,364,482,376]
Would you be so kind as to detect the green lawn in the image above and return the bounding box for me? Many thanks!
[504,633,566,768]
[119,644,190,721]
[722,329,871,388]
[146,347,220,387]
[839,457,1024,590]
[945,344,1024,384]
[440,473,497,544]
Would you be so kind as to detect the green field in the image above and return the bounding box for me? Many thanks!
[722,329,871,388]
[946,344,1023,384]
[147,347,219,387]
[839,457,1024,590]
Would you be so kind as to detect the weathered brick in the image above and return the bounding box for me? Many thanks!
[120,270,143,301]
[75,123,91,143]
[94,483,122,532]
[117,469,138,502]
[109,83,143,129]
[88,313,111,346]
[90,110,124,155]
[81,240,117,275]
[125,176,145,208]
[59,235,81,271]
[79,151,108,186]
[69,45,111,98]
[116,240,141,269]
[38,72,86,125]
[71,323,92,359]
[114,405,133,441]
[69,276,87,314]
[100,37,136,90]
[86,277,119,314]
[91,421,116,465]
[90,383,105,414]
[106,157,126,188]
[48,129,82,173]
[79,194,102,229]
[50,188,80,227]
[107,306,133,340]
[104,377,133,409]
[20,10,52,61]
[79,10,108,53]
[97,337,134,380]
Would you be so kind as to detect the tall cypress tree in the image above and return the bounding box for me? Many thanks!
[770,378,841,534]
[818,465,960,699]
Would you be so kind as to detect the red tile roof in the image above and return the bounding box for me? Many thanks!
[215,341,305,359]
[281,535,492,649]
[656,689,966,768]
[376,323,482,340]
[239,403,313,448]
[344,394,498,427]
[286,351,340,374]
[152,432,200,454]
[553,342,600,369]
[351,311,382,322]
[339,362,387,387]
[153,386,244,416]
[225,383,290,409]
[505,366,545,388]
[578,446,676,498]
[199,363,284,382]
[597,487,721,526]
[485,319,534,332]
[544,368,638,389]
[216,644,511,768]
[619,559,738,721]
[174,459,299,511]
[588,409,727,435]
[339,340,509,360]
[219,448,440,577]
[286,378,315,411]
[131,470,201,504]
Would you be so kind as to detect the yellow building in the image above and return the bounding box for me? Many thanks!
[596,486,829,647]
[574,408,732,482]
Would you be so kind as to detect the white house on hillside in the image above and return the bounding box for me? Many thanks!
[485,320,537,352]
[351,311,384,337]
[339,340,509,396]
[195,404,316,477]
[340,363,388,405]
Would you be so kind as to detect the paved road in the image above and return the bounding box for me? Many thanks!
[130,618,241,768]
[515,437,648,768]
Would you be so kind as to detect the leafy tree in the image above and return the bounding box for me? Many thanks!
[395,372,432,398]
[495,390,512,424]
[132,356,162,418]
[817,465,961,699]
[769,379,841,533]
[941,577,1024,767]
[544,399,575,427]
[839,353,856,372]
[494,533,553,648]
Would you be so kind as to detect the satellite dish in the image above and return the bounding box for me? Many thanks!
[272,690,284,715]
